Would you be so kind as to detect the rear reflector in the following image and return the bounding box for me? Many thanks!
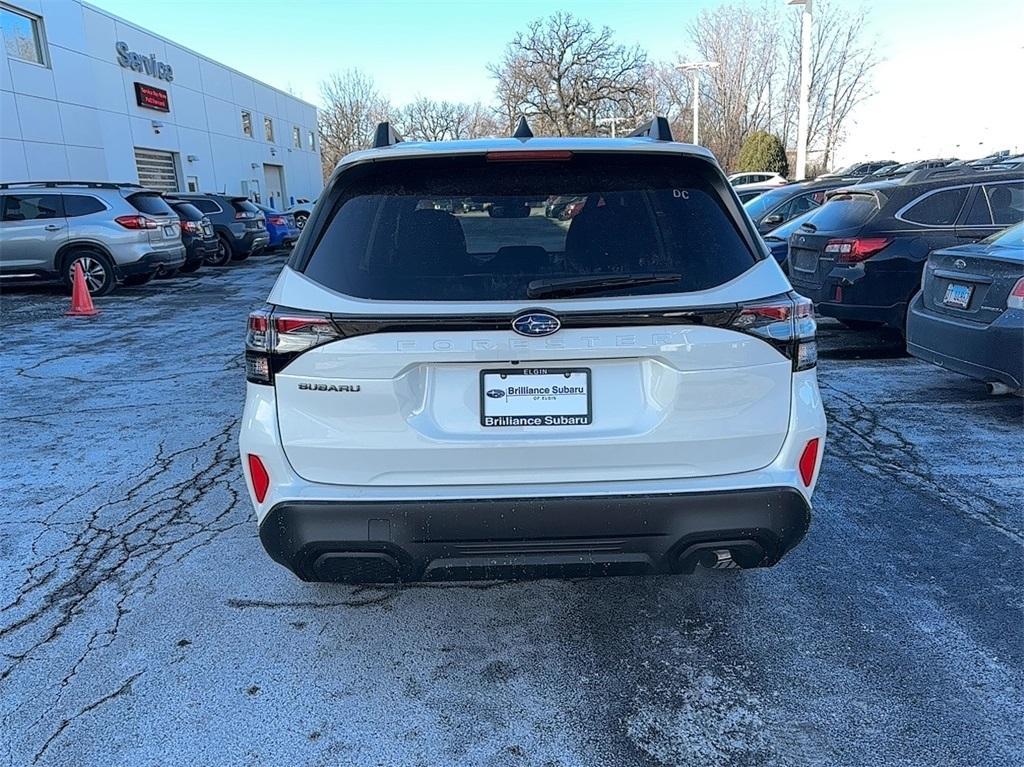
[798,439,820,487]
[486,150,573,162]
[1008,277,1024,310]
[247,454,270,503]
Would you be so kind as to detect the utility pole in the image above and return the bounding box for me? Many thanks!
[789,0,813,179]
[675,61,719,145]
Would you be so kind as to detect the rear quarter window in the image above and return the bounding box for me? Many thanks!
[300,154,758,301]
[63,195,106,217]
[900,187,969,226]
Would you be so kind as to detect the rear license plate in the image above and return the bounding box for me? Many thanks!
[480,368,591,427]
[163,226,176,236]
[943,283,973,309]
[793,249,818,272]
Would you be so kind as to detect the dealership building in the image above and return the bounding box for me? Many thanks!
[0,0,322,207]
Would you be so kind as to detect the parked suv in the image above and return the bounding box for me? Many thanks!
[788,168,1024,332]
[0,181,184,295]
[166,199,217,273]
[240,119,827,584]
[168,193,268,266]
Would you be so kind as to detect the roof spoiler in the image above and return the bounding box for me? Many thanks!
[627,116,674,142]
[0,181,143,190]
[372,121,403,149]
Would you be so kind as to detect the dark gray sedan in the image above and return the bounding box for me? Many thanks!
[906,222,1024,394]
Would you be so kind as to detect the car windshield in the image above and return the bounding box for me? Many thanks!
[982,221,1024,250]
[300,154,758,301]
[743,186,796,219]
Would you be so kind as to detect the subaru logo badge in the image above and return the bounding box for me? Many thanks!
[512,312,560,337]
[954,258,967,269]
[486,389,506,399]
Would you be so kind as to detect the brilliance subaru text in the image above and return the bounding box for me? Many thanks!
[240,118,826,583]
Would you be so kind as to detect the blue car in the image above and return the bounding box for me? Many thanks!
[256,205,300,250]
[906,222,1024,393]
[761,209,818,270]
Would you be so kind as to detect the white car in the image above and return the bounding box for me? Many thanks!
[285,200,315,229]
[728,172,788,187]
[240,119,826,583]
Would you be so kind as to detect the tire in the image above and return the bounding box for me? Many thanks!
[207,236,233,267]
[156,267,180,279]
[122,272,154,287]
[839,319,883,331]
[63,250,116,297]
[178,259,202,274]
[295,212,309,230]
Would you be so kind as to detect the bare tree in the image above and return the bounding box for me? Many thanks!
[488,12,649,136]
[687,2,781,169]
[778,0,878,169]
[395,98,501,141]
[317,69,390,179]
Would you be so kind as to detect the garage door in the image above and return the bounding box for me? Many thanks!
[134,148,179,193]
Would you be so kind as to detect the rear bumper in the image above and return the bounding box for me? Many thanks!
[791,264,920,328]
[906,294,1023,389]
[259,488,812,582]
[116,246,186,278]
[184,237,218,264]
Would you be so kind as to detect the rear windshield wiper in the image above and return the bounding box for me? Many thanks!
[527,272,683,299]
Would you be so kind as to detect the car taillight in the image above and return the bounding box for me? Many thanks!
[729,293,817,371]
[1008,277,1024,310]
[245,306,341,384]
[235,210,256,219]
[115,215,160,230]
[268,215,286,226]
[180,220,200,234]
[824,237,892,264]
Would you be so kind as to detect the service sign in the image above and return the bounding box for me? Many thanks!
[134,83,170,113]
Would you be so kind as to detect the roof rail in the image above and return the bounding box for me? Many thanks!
[0,181,144,190]
[627,116,674,142]
[371,121,402,149]
[512,116,534,139]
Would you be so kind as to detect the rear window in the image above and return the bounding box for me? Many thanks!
[300,155,757,301]
[188,198,221,214]
[802,192,880,231]
[128,192,173,216]
[170,202,203,221]
[230,199,260,215]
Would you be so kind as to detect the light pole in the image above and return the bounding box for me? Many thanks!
[789,0,812,179]
[675,61,719,145]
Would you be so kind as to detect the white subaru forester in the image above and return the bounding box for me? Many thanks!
[240,118,826,583]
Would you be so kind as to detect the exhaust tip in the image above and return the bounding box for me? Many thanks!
[986,381,1013,396]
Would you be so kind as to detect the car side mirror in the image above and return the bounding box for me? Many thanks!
[764,214,784,225]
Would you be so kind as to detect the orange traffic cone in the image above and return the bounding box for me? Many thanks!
[66,261,100,317]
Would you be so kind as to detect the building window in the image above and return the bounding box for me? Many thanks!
[292,126,301,149]
[307,131,315,151]
[1,5,46,66]
[241,111,253,137]
[186,176,199,193]
[264,117,274,143]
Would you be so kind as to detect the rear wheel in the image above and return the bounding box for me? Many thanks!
[63,251,116,296]
[207,236,233,266]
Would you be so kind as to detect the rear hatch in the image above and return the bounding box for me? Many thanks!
[922,242,1024,324]
[127,191,179,249]
[230,198,265,231]
[788,189,884,289]
[254,151,813,487]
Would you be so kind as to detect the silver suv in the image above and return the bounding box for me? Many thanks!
[0,181,186,296]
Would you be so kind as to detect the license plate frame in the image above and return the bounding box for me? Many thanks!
[163,225,176,237]
[480,367,592,427]
[943,283,973,309]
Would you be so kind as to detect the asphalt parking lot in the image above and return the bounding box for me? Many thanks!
[2,254,1022,767]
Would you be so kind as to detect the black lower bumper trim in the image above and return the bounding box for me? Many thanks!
[259,487,812,583]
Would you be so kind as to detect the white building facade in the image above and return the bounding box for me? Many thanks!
[0,0,322,208]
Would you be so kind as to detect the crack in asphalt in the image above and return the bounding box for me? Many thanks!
[819,376,1024,545]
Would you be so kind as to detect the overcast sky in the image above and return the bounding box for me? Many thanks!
[90,0,1024,166]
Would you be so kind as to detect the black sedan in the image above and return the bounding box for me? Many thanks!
[906,222,1024,393]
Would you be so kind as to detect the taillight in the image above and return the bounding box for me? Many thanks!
[798,438,820,486]
[486,150,573,162]
[115,215,160,230]
[824,237,892,264]
[1008,277,1024,310]
[245,306,340,384]
[235,210,256,220]
[246,454,270,503]
[729,293,817,371]
[180,220,200,234]
[268,215,286,226]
